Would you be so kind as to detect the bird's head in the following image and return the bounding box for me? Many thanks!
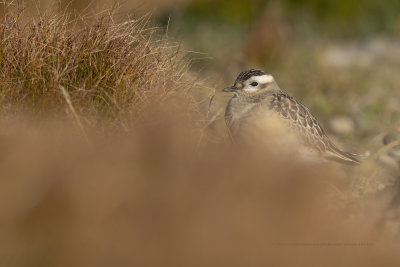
[223,69,275,96]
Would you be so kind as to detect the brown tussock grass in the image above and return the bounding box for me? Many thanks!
[0,3,197,128]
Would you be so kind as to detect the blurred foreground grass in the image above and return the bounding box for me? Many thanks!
[1,118,400,266]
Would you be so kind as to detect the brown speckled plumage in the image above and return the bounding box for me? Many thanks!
[224,69,360,165]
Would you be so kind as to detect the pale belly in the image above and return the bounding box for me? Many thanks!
[226,105,323,163]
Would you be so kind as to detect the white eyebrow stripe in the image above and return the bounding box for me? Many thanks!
[252,75,274,84]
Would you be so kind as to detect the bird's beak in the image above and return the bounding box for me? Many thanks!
[223,86,237,92]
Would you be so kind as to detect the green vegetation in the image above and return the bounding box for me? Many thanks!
[175,0,400,36]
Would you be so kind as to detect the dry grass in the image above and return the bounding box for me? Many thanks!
[0,3,197,128]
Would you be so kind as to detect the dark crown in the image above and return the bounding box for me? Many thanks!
[234,69,266,84]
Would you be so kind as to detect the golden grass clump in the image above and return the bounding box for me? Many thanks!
[0,5,194,126]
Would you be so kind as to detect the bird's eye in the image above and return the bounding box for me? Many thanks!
[250,82,258,86]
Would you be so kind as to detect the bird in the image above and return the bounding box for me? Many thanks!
[222,69,360,165]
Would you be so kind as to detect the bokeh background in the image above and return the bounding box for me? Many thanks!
[1,0,400,266]
[162,0,400,148]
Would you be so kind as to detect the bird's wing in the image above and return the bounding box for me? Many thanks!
[266,92,360,165]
